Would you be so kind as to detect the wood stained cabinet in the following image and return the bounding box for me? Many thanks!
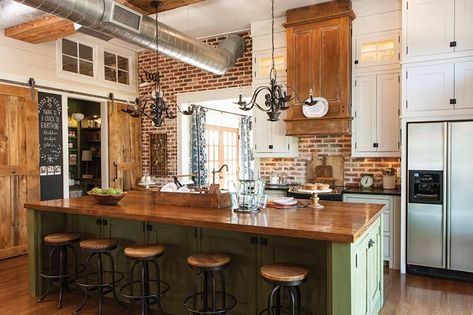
[285,1,354,135]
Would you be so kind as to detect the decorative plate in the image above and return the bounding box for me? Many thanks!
[302,97,329,118]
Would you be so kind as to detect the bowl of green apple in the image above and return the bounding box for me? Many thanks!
[87,187,127,205]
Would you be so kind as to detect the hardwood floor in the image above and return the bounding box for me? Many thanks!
[2,255,473,314]
[381,267,473,315]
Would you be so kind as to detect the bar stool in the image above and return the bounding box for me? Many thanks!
[259,264,309,315]
[183,253,236,314]
[119,244,170,315]
[37,232,81,309]
[73,238,124,315]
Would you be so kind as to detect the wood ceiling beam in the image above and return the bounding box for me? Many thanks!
[4,16,75,44]
[121,0,206,15]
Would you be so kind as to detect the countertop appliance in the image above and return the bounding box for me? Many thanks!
[407,121,473,279]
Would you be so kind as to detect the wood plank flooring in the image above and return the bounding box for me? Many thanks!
[1,255,473,314]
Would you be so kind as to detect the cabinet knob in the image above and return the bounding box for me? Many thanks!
[373,143,379,148]
[354,60,359,64]
[268,145,273,149]
[368,239,375,248]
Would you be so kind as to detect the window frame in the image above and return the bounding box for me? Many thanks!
[103,50,131,86]
[60,38,97,79]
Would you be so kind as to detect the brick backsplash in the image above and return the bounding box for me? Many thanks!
[138,32,253,186]
[138,31,400,188]
[259,135,401,188]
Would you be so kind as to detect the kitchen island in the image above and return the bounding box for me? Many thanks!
[25,191,385,315]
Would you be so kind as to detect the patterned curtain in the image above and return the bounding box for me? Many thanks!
[191,106,208,186]
[239,116,253,180]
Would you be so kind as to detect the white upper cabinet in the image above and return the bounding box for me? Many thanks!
[404,61,454,112]
[354,31,401,70]
[455,60,473,109]
[405,0,455,57]
[377,73,400,152]
[455,0,473,52]
[354,75,377,152]
[353,72,400,157]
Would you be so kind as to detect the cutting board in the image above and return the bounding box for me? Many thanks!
[307,154,345,187]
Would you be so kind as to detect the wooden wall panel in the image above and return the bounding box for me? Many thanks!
[108,101,142,191]
[0,84,39,260]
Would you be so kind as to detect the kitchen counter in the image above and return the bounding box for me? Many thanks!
[344,187,401,196]
[25,191,385,314]
[25,191,384,243]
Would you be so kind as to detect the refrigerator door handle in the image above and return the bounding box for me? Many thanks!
[446,122,452,269]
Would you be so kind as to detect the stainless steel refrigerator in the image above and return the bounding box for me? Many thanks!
[407,121,473,276]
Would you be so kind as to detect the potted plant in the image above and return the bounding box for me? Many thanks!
[381,168,396,190]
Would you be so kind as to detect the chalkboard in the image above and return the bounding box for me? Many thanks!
[38,92,64,200]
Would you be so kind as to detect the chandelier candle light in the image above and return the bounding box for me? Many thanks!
[236,0,318,121]
[122,0,176,127]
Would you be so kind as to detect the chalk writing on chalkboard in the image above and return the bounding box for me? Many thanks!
[38,94,62,164]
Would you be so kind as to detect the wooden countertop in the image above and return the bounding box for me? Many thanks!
[25,191,384,243]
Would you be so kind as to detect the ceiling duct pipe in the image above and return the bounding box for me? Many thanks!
[0,0,47,29]
[14,0,246,75]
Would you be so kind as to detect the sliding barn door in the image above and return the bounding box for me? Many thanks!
[0,84,39,260]
[108,101,141,191]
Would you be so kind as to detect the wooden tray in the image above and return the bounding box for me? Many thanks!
[153,191,231,209]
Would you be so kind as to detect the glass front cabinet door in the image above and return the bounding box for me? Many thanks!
[354,30,401,69]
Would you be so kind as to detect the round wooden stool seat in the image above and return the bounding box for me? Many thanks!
[124,244,165,259]
[260,264,309,283]
[44,233,81,245]
[187,253,230,269]
[80,238,117,252]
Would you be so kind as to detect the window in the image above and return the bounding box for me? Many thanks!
[62,39,94,77]
[206,125,239,188]
[104,52,130,85]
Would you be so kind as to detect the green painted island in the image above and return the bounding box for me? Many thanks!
[25,191,384,315]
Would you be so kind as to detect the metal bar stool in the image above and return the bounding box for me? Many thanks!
[37,232,81,309]
[119,244,170,315]
[258,264,309,315]
[183,253,236,315]
[73,238,124,315]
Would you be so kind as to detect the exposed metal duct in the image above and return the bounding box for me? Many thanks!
[14,0,246,75]
[0,0,46,29]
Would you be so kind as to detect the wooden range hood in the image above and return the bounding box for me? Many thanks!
[284,0,354,136]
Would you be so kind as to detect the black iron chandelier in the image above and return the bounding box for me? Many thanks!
[235,0,316,121]
[123,0,176,127]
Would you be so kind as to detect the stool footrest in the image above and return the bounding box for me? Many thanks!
[183,292,236,315]
[39,264,85,280]
[76,271,124,289]
[119,279,170,300]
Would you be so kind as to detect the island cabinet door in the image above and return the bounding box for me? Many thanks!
[108,101,141,191]
[261,236,328,314]
[105,217,145,278]
[148,223,200,314]
[352,218,383,315]
[0,84,39,260]
[200,229,258,315]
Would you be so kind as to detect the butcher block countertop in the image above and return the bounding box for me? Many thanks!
[25,191,385,243]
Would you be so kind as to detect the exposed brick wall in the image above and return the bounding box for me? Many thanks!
[259,135,401,188]
[138,31,400,188]
[138,32,253,186]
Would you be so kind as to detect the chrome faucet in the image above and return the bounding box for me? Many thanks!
[212,164,229,184]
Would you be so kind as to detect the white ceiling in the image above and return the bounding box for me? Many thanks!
[157,0,326,38]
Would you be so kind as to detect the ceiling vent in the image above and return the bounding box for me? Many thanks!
[109,2,142,33]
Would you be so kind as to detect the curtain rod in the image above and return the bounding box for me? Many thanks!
[197,105,252,118]
[0,77,132,104]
